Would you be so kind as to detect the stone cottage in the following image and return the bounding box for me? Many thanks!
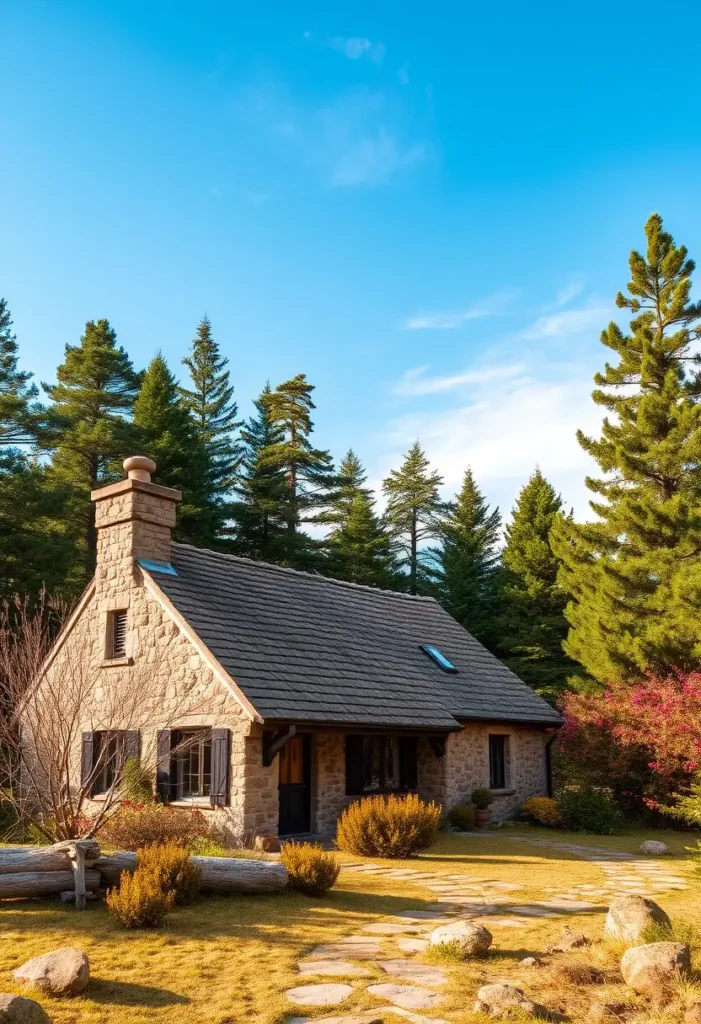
[39,456,561,841]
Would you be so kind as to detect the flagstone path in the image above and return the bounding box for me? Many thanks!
[284,834,689,1023]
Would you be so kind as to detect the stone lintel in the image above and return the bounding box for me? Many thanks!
[90,478,182,504]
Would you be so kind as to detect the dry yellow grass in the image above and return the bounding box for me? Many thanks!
[0,828,696,1023]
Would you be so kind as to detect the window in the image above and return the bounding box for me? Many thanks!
[172,729,212,800]
[106,610,128,659]
[489,735,508,789]
[420,644,457,673]
[91,731,125,795]
[345,735,418,795]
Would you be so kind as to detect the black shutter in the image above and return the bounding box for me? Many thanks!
[80,732,94,790]
[156,729,172,803]
[210,728,231,807]
[399,737,418,790]
[345,735,364,796]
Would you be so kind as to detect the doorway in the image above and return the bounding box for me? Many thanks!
[278,733,311,835]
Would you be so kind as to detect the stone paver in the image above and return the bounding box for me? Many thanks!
[363,923,420,935]
[298,961,372,977]
[366,984,443,1010]
[396,938,429,953]
[286,984,355,1007]
[378,960,448,986]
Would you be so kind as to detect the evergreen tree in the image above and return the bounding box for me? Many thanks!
[180,316,241,530]
[258,374,337,568]
[233,384,288,562]
[552,214,701,685]
[42,319,139,578]
[434,468,501,646]
[0,298,39,446]
[383,441,445,594]
[326,450,372,523]
[133,353,210,544]
[498,469,576,700]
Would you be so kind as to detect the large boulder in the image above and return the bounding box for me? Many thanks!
[640,840,668,856]
[0,995,50,1024]
[620,941,690,996]
[604,894,671,943]
[473,983,542,1017]
[14,947,89,996]
[430,920,492,956]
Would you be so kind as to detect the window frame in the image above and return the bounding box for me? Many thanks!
[171,728,213,802]
[346,734,418,796]
[91,730,126,796]
[488,734,508,790]
[106,609,128,660]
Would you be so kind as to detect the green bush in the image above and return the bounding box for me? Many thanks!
[471,788,494,810]
[120,757,155,804]
[522,796,562,827]
[447,804,476,831]
[106,868,175,928]
[557,789,621,834]
[189,836,231,858]
[336,793,441,859]
[281,842,340,896]
[137,842,201,905]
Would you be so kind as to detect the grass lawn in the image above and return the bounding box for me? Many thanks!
[0,827,698,1023]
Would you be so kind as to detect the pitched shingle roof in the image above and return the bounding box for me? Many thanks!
[148,543,561,731]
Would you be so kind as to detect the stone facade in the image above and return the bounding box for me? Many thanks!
[28,458,551,844]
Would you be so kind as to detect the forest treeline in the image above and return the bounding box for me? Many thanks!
[3,213,701,708]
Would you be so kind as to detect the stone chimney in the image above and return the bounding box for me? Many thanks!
[91,457,181,595]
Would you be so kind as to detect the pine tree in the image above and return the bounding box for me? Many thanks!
[434,468,501,647]
[42,319,140,578]
[180,316,241,531]
[498,469,576,700]
[233,384,288,562]
[551,214,701,685]
[258,374,338,567]
[383,441,445,594]
[0,298,39,446]
[133,353,210,544]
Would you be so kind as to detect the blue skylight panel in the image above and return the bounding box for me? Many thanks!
[420,644,457,673]
[137,559,178,576]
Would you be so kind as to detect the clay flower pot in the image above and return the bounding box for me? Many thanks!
[474,808,492,829]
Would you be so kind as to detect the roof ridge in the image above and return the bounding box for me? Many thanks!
[171,542,437,602]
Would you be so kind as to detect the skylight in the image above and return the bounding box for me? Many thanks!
[420,644,457,673]
[137,558,178,576]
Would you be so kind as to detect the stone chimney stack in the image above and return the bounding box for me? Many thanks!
[91,457,181,594]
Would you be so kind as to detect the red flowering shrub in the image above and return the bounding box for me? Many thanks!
[557,670,701,817]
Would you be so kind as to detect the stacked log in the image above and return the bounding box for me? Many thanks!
[95,852,288,893]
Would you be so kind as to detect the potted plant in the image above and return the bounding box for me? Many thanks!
[471,787,494,829]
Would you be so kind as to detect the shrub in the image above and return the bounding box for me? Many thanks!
[106,868,175,928]
[137,842,201,905]
[99,802,209,850]
[523,796,562,827]
[281,842,340,896]
[190,836,231,858]
[447,804,476,831]
[120,757,155,804]
[471,788,494,810]
[336,793,441,859]
[557,789,621,834]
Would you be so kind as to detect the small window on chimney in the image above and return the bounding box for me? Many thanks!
[107,610,128,660]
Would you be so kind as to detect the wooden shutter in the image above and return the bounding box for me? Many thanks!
[210,728,231,807]
[80,732,94,789]
[345,735,364,796]
[112,610,128,657]
[156,729,172,802]
[399,737,418,790]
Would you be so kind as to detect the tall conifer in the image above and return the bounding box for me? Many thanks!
[434,468,501,646]
[42,319,139,577]
[498,469,575,700]
[552,214,701,685]
[0,298,39,446]
[383,441,445,594]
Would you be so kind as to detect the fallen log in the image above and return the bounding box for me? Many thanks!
[0,870,101,899]
[0,842,100,875]
[95,852,288,893]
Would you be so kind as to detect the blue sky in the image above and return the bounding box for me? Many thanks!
[3,0,701,523]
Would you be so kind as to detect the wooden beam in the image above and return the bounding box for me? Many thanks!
[262,725,296,767]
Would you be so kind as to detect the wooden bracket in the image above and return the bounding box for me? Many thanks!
[262,725,297,767]
[429,735,447,758]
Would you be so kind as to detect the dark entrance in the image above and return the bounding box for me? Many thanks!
[278,733,311,835]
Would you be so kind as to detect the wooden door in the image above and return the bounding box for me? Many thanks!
[278,734,311,835]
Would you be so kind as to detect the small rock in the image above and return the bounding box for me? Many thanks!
[0,994,50,1024]
[588,1001,632,1021]
[430,920,492,956]
[473,983,542,1017]
[640,840,668,856]
[519,956,543,967]
[620,941,690,996]
[604,894,671,943]
[14,947,89,996]
[545,926,591,953]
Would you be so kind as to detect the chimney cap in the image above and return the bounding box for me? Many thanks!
[123,455,157,483]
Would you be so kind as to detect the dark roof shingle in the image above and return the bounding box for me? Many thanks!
[149,544,561,730]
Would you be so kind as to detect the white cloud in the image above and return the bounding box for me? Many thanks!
[404,289,519,330]
[329,37,386,63]
[521,305,609,340]
[393,363,525,396]
[397,63,410,86]
[554,280,584,307]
